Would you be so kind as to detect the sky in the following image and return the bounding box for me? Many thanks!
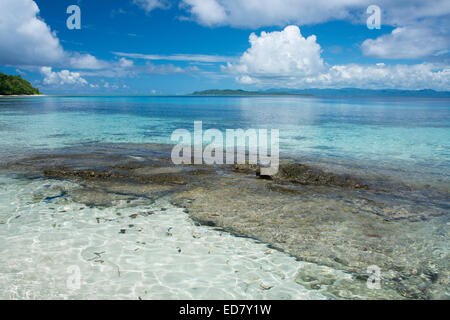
[0,0,449,94]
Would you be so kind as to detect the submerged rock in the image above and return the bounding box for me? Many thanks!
[3,143,449,300]
[274,163,368,189]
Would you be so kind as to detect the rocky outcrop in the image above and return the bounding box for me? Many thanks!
[3,143,448,299]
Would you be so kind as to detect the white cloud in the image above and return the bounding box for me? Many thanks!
[179,0,450,27]
[130,1,450,63]
[133,0,170,12]
[177,0,450,62]
[143,62,185,74]
[180,0,356,27]
[119,58,134,68]
[226,26,450,91]
[77,60,194,79]
[113,52,232,63]
[181,0,227,26]
[362,25,450,59]
[0,0,107,69]
[131,0,448,61]
[381,1,450,26]
[226,26,325,78]
[0,0,64,66]
[318,63,450,91]
[40,67,88,86]
[69,53,108,70]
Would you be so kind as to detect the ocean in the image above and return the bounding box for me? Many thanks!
[0,95,448,299]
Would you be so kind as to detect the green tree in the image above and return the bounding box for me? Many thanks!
[0,72,41,95]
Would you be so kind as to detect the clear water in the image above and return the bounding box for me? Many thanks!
[0,176,328,300]
[0,95,449,299]
[0,96,448,184]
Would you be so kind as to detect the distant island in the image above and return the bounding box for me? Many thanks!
[0,72,41,95]
[192,88,450,98]
[191,89,312,96]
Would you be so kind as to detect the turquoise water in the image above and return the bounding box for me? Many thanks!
[0,95,449,186]
[0,95,449,300]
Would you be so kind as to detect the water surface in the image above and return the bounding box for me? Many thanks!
[0,96,448,299]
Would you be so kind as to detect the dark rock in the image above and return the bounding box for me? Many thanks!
[189,169,214,176]
[274,163,369,189]
[231,164,258,174]
[423,269,439,283]
[197,220,217,227]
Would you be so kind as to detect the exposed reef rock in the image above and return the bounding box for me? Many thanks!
[274,163,369,189]
[1,143,448,299]
[233,163,369,189]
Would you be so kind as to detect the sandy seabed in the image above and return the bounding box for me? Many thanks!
[0,143,448,299]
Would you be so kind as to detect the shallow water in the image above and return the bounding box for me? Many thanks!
[0,96,448,161]
[0,96,448,299]
[0,96,449,187]
[0,175,329,300]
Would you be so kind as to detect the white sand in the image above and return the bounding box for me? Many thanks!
[0,176,332,300]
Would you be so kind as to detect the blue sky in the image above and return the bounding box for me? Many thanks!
[0,0,449,94]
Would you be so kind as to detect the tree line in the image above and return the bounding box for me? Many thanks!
[0,72,40,95]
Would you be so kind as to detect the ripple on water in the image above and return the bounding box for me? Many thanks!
[0,176,329,300]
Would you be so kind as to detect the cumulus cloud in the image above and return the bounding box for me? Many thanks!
[129,0,450,61]
[362,25,450,59]
[177,0,450,61]
[40,67,88,86]
[0,0,64,66]
[225,26,450,90]
[226,26,325,79]
[0,0,106,69]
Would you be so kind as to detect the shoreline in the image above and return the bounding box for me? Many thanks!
[0,94,45,97]
[2,142,448,299]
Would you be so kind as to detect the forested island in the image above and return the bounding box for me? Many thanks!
[0,72,40,95]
